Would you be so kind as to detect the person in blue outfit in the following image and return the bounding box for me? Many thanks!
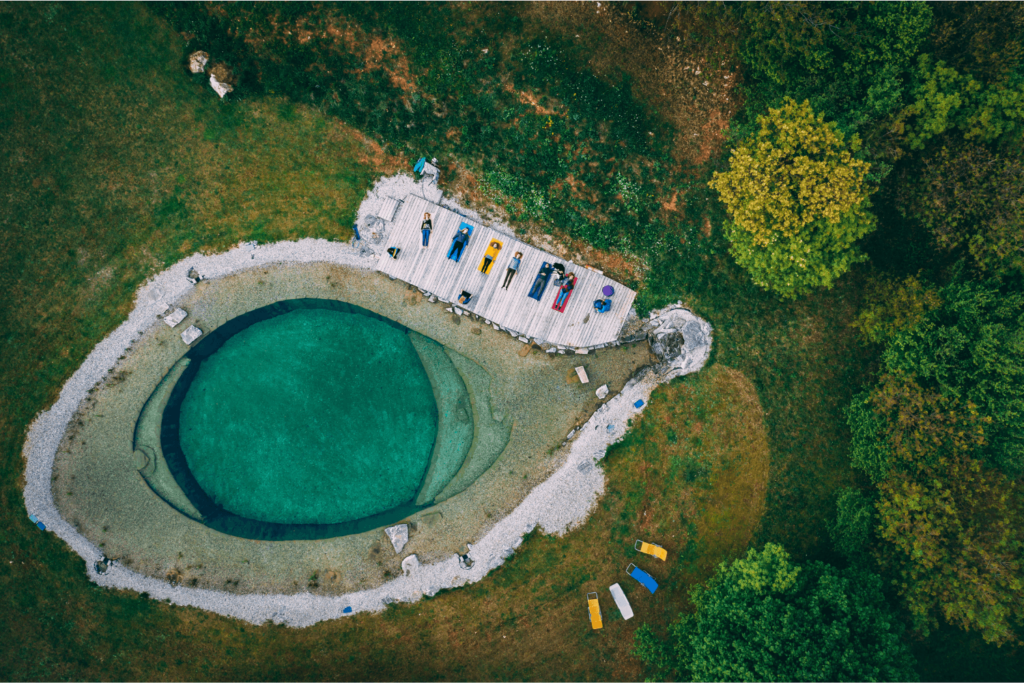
[528,262,554,300]
[420,212,433,247]
[502,251,522,289]
[449,227,470,261]
[554,272,575,308]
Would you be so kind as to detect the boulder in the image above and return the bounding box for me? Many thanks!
[385,524,409,553]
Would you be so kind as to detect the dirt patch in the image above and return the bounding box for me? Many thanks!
[519,3,742,164]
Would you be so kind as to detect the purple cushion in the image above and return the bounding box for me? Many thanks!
[602,285,615,297]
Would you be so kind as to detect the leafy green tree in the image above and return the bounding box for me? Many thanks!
[877,450,1023,645]
[898,144,1024,275]
[709,98,876,299]
[898,55,1024,151]
[848,279,1024,644]
[737,2,932,133]
[634,544,918,682]
[852,274,944,344]
[883,279,1024,476]
[828,487,876,560]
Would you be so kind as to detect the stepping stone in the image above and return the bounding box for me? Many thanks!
[385,524,409,553]
[181,325,203,345]
[162,307,187,328]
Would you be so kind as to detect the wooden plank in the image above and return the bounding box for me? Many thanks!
[376,195,635,347]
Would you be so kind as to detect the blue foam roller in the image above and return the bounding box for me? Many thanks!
[634,399,645,408]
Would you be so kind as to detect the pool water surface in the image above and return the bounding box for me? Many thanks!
[179,307,438,525]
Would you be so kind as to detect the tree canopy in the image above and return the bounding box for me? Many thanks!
[709,98,875,298]
[847,278,1024,644]
[634,544,918,682]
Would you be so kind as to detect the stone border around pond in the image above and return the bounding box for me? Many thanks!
[21,176,712,627]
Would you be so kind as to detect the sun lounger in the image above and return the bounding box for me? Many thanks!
[635,540,668,561]
[609,583,633,620]
[587,592,603,630]
[627,563,658,594]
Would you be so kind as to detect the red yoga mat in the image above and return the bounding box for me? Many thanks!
[552,277,577,312]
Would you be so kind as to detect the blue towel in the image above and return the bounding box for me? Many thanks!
[414,157,426,173]
[343,606,353,614]
[629,566,658,594]
[634,399,645,408]
[36,521,46,531]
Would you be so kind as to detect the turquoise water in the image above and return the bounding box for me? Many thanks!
[178,308,438,525]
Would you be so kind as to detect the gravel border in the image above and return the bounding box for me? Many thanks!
[21,174,712,627]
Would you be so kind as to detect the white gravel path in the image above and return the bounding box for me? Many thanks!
[21,174,712,627]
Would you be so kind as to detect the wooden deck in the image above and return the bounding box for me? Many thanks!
[375,195,636,348]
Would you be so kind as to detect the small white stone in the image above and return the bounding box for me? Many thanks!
[385,524,409,553]
[180,325,203,345]
[596,384,609,399]
[575,348,589,354]
[162,308,187,328]
[401,554,419,576]
[518,336,529,343]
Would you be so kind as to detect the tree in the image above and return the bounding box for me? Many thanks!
[828,487,876,560]
[897,55,1024,151]
[709,98,876,299]
[898,144,1024,275]
[634,544,918,682]
[737,2,933,134]
[852,274,943,344]
[847,278,1024,644]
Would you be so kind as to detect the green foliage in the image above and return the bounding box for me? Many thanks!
[709,98,876,298]
[828,487,876,559]
[883,279,1024,476]
[738,2,932,134]
[876,452,1024,645]
[900,55,1024,151]
[852,275,944,344]
[635,543,918,682]
[898,144,1024,275]
[847,278,1024,644]
[847,394,894,484]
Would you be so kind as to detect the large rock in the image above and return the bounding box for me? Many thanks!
[635,304,713,382]
[385,524,409,554]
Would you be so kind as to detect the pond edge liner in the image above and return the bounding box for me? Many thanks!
[20,175,713,627]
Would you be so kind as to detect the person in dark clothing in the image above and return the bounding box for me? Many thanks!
[387,247,401,259]
[528,262,554,300]
[449,227,470,261]
[421,212,433,247]
[552,263,566,284]
[502,252,522,289]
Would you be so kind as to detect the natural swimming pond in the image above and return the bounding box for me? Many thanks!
[146,299,510,540]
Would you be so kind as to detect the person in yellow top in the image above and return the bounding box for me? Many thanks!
[480,240,502,274]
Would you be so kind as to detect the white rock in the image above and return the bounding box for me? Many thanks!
[162,308,187,328]
[209,74,232,98]
[595,384,609,399]
[180,325,203,345]
[385,524,409,553]
[188,51,209,74]
[575,348,589,354]
[401,554,420,576]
